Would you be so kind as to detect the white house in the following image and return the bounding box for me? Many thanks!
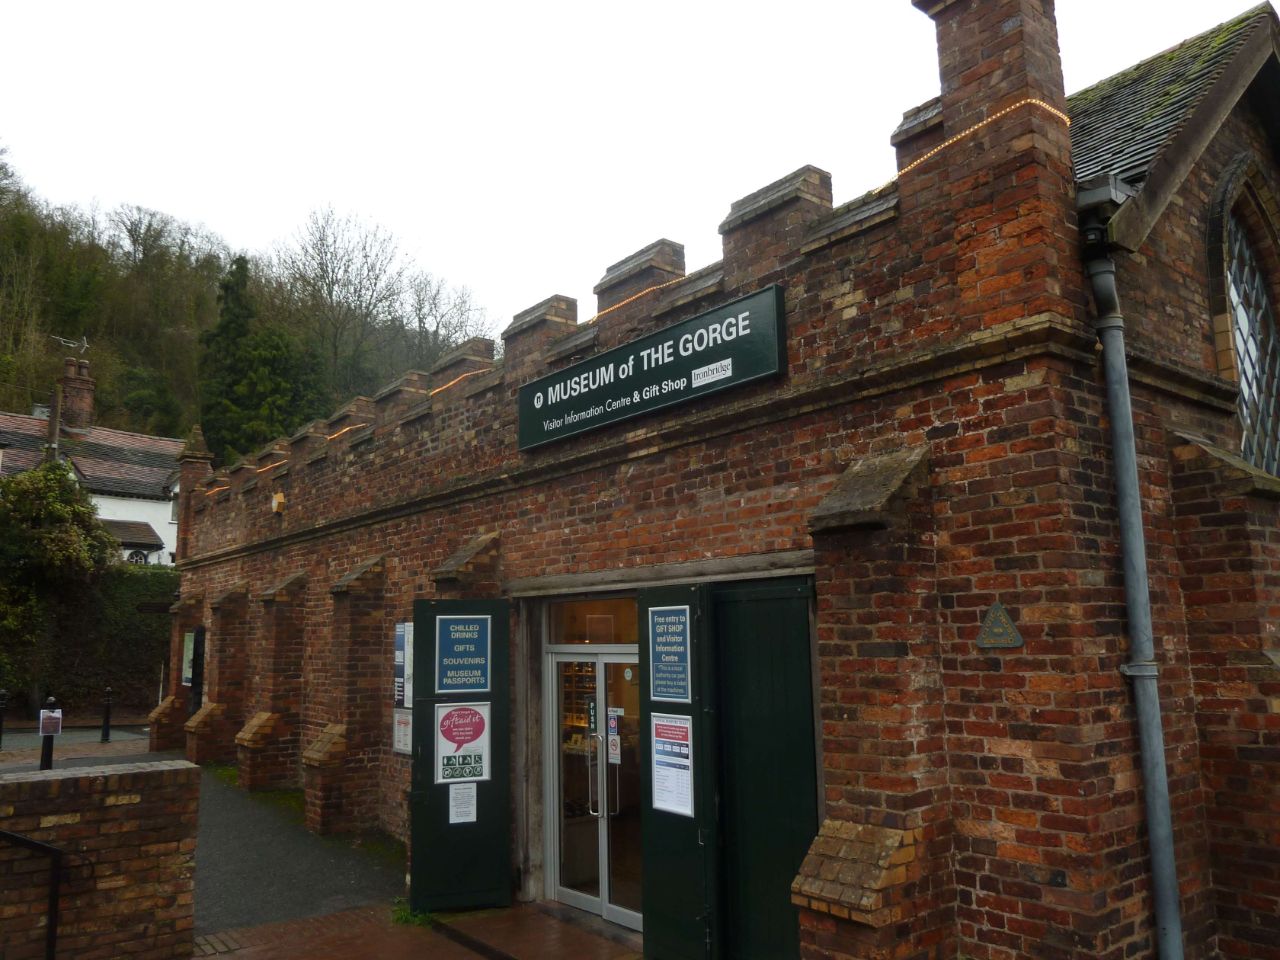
[0,358,182,564]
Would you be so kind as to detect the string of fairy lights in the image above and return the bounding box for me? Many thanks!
[203,98,1070,498]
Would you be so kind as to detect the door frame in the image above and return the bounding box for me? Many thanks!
[543,647,643,930]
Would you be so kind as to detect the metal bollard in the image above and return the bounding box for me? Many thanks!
[0,688,8,750]
[39,696,57,771]
[100,687,113,743]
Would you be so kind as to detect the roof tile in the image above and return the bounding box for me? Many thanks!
[0,411,180,499]
[1069,4,1272,185]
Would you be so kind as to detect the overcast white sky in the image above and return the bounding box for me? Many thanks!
[0,1,1255,334]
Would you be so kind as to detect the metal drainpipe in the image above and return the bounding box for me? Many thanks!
[1081,201,1185,959]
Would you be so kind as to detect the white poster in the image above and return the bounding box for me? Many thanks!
[651,713,694,817]
[449,782,478,824]
[435,702,491,784]
[392,708,412,755]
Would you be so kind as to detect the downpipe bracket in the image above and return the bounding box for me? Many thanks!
[1119,660,1159,680]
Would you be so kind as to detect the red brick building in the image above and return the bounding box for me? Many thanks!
[162,3,1280,957]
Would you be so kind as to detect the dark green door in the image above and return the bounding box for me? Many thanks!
[713,578,817,960]
[410,599,511,912]
[638,584,720,960]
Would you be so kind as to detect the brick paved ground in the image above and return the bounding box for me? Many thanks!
[193,904,642,960]
[2,738,643,959]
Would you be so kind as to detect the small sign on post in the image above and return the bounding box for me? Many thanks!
[39,708,62,737]
[39,697,61,771]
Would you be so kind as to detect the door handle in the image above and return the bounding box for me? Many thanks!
[610,760,621,816]
[588,733,605,819]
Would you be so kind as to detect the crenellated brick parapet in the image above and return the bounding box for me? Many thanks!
[170,2,1280,957]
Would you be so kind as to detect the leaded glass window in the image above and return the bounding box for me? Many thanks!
[1226,213,1280,475]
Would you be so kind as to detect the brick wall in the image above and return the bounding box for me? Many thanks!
[166,2,1280,957]
[1171,439,1280,960]
[0,760,198,960]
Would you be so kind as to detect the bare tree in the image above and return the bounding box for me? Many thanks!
[269,207,407,399]
[109,205,177,267]
[396,270,488,372]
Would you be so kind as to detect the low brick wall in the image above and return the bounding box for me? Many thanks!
[0,760,199,960]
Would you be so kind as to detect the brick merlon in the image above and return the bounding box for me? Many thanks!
[719,165,833,235]
[593,239,686,296]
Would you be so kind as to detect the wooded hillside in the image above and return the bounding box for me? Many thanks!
[0,150,487,464]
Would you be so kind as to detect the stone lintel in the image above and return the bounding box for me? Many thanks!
[810,446,928,534]
[1171,430,1280,500]
[258,572,307,603]
[169,594,204,615]
[210,582,250,610]
[331,556,386,595]
[433,531,501,584]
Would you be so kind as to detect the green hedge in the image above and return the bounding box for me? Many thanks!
[6,565,177,715]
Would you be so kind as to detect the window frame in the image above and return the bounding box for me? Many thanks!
[1209,152,1280,475]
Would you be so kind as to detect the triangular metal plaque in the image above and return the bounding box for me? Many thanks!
[976,601,1023,649]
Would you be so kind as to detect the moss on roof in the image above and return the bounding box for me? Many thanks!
[1069,3,1273,184]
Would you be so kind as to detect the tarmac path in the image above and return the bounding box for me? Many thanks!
[193,764,405,934]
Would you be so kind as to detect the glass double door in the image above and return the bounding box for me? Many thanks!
[551,653,642,930]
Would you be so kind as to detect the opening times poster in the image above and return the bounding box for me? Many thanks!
[651,713,693,817]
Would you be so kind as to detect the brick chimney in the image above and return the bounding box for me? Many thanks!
[58,357,96,430]
[905,0,1079,331]
[915,0,1069,133]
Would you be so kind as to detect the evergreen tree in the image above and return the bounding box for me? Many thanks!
[0,460,116,707]
[199,256,326,464]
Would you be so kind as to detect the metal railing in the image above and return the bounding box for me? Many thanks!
[0,828,64,960]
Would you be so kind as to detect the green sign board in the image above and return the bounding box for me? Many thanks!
[517,286,785,450]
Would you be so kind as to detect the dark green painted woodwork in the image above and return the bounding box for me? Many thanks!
[712,578,818,960]
[638,578,817,959]
[409,599,511,912]
[518,286,786,450]
[639,584,720,960]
